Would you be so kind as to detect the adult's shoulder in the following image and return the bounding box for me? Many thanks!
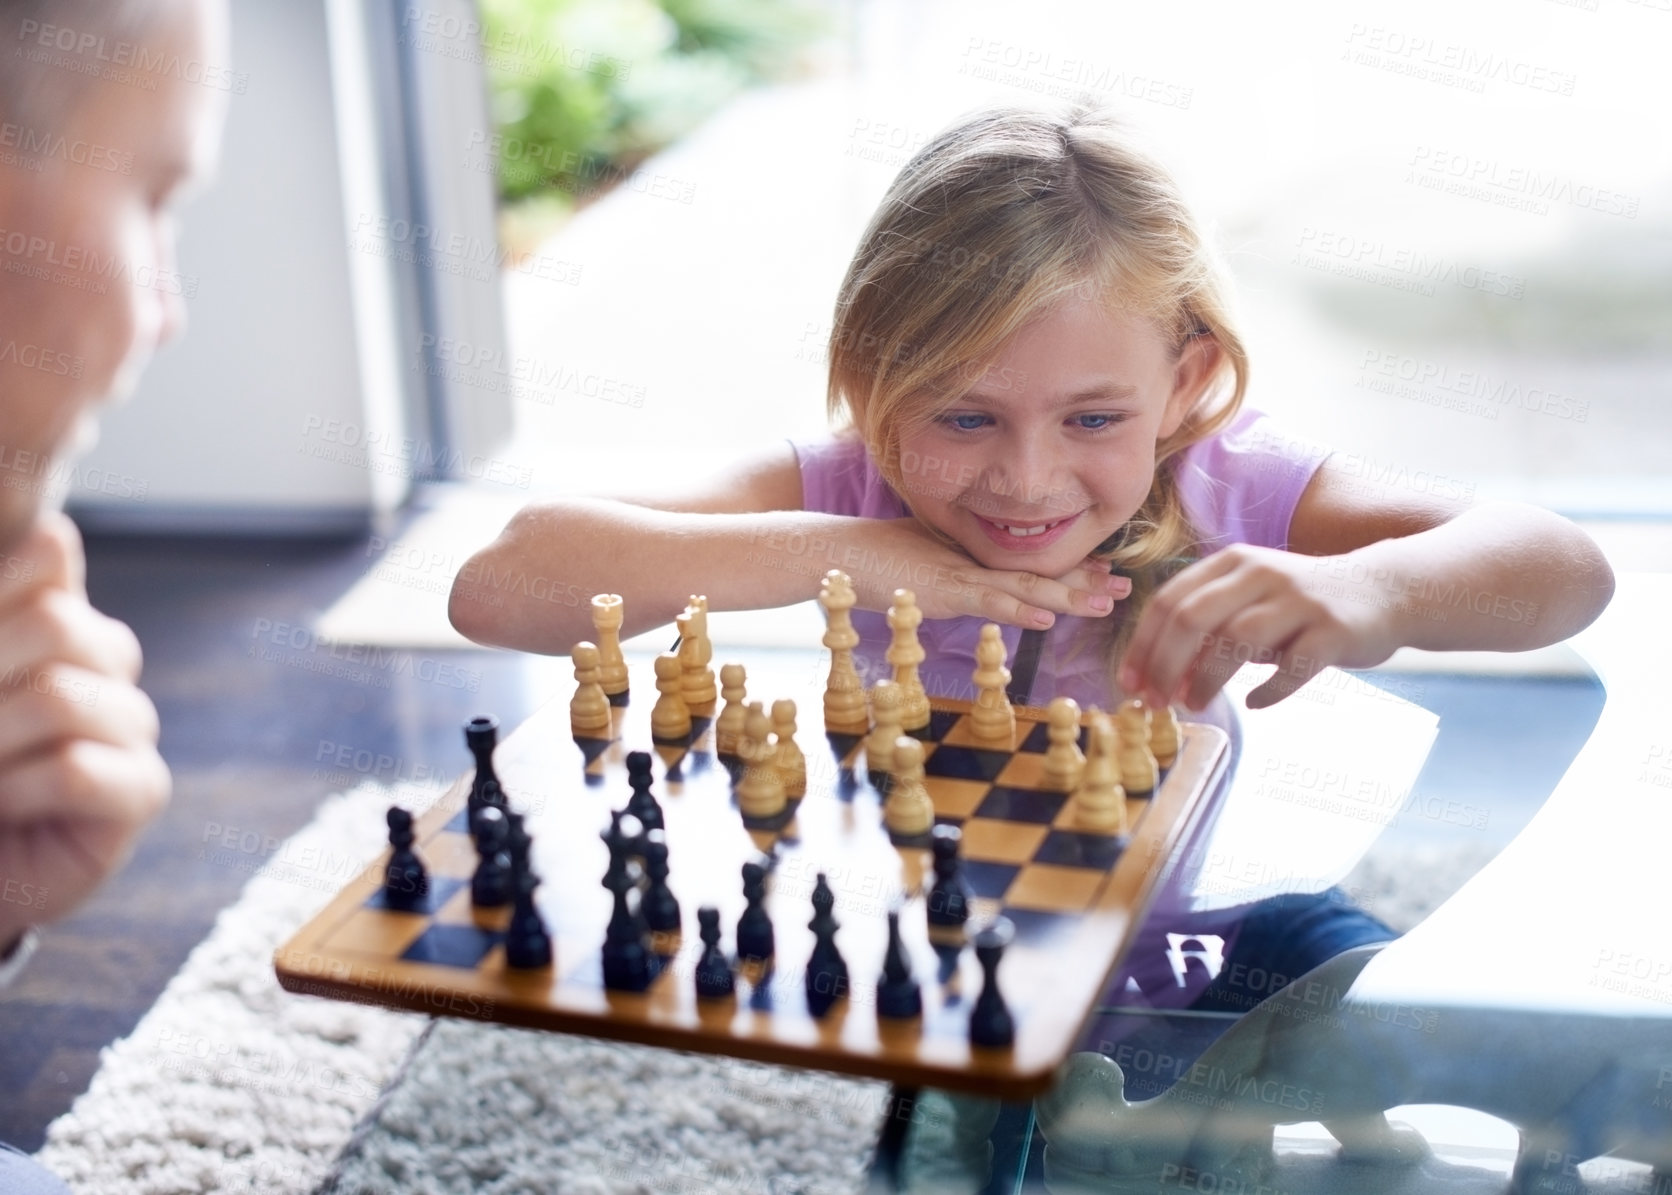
[1172,408,1332,553]
[790,433,909,519]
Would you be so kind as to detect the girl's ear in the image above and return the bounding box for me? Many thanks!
[1160,334,1222,439]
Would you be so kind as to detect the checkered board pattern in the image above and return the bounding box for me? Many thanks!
[276,684,1228,1100]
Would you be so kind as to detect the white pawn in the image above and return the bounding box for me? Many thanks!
[1074,712,1126,833]
[884,736,935,837]
[570,641,612,736]
[716,662,748,756]
[867,679,906,775]
[651,652,692,742]
[772,698,806,799]
[1042,697,1085,792]
[1116,699,1158,797]
[969,623,1015,743]
[1149,703,1180,769]
[736,701,786,818]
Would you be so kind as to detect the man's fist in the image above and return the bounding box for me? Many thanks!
[0,512,170,948]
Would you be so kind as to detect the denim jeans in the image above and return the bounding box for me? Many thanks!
[0,1144,71,1194]
[1190,887,1399,1014]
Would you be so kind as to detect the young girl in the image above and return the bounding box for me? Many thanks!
[452,103,1612,1017]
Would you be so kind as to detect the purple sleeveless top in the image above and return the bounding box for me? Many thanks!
[792,408,1330,1012]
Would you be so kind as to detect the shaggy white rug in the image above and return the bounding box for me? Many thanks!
[316,1020,887,1195]
[32,782,888,1195]
[33,783,438,1194]
[31,782,1501,1195]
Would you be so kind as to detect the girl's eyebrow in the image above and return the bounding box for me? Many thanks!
[958,382,1140,407]
[1056,383,1139,405]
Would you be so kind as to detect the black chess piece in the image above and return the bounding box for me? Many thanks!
[468,778,509,849]
[601,811,656,991]
[624,751,664,831]
[926,824,972,930]
[804,872,848,1017]
[968,916,1015,1048]
[470,805,513,908]
[465,715,501,819]
[735,859,774,963]
[876,909,922,1020]
[383,806,428,911]
[600,809,636,890]
[640,829,680,934]
[503,813,552,969]
[694,906,734,999]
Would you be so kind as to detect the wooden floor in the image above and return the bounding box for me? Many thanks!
[0,524,546,1153]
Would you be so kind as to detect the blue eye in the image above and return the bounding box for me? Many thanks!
[1073,413,1122,431]
[942,413,991,431]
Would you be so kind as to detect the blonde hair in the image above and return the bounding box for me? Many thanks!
[827,102,1248,583]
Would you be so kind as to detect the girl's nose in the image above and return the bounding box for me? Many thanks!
[982,434,1062,513]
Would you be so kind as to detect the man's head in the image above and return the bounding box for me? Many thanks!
[0,0,228,549]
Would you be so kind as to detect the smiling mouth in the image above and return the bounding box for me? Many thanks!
[991,520,1065,537]
[969,510,1084,549]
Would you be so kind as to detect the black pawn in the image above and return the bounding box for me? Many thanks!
[470,805,513,908]
[383,806,428,910]
[469,778,509,849]
[927,824,972,929]
[968,917,1015,1048]
[735,859,774,963]
[624,751,664,831]
[804,872,848,1017]
[465,715,501,817]
[641,830,681,934]
[601,812,655,991]
[503,814,552,969]
[694,906,734,999]
[876,910,922,1019]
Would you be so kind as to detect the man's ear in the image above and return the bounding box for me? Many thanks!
[1160,335,1224,439]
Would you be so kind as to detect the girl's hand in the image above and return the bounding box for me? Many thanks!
[841,519,1131,628]
[1118,545,1400,711]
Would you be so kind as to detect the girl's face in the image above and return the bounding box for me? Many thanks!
[896,296,1217,580]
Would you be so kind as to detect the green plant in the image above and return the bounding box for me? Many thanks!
[479,0,824,207]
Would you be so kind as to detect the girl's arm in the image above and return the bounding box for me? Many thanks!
[449,443,1128,654]
[1118,454,1616,711]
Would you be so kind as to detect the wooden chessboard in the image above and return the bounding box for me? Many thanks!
[274,665,1229,1100]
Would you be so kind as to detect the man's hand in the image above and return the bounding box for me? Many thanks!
[1118,544,1400,712]
[0,511,170,948]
